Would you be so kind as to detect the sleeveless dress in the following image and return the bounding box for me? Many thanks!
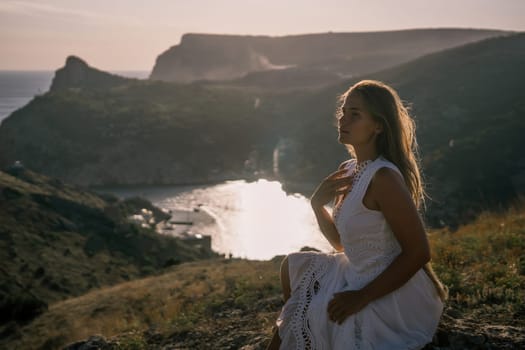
[275,155,443,350]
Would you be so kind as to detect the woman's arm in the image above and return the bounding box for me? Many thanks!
[310,161,353,252]
[311,205,343,252]
[327,167,431,324]
[360,167,430,300]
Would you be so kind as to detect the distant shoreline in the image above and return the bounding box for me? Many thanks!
[0,69,150,75]
[0,70,150,122]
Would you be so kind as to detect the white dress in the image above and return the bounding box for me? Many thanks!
[276,155,443,350]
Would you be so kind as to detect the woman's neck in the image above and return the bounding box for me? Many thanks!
[354,147,379,164]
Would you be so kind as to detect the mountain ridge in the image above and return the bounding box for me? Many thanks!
[150,28,512,83]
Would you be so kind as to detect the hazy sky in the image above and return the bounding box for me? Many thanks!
[1,0,524,71]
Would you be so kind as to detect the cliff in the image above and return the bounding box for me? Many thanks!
[149,28,512,83]
[50,56,135,91]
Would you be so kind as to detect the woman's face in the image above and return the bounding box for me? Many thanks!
[337,92,381,146]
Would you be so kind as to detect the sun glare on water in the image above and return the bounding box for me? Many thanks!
[222,179,332,259]
[98,179,333,260]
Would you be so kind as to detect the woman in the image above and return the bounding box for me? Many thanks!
[266,80,448,350]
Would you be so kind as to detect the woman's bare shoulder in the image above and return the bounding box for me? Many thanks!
[375,166,404,182]
[370,167,411,208]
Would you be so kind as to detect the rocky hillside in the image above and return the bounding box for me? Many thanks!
[2,204,523,349]
[0,163,218,341]
[0,61,274,186]
[150,28,511,83]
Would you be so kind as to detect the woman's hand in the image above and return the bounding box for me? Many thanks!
[327,290,370,325]
[310,168,354,208]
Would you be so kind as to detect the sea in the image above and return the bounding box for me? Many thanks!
[0,70,329,260]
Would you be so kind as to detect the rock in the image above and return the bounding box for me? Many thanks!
[50,56,133,91]
[62,335,111,350]
[422,317,525,350]
[467,334,487,345]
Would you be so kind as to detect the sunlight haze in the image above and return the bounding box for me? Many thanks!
[1,0,524,70]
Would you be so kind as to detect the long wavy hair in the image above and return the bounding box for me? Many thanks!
[337,79,448,301]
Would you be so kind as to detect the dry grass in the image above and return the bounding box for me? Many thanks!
[0,170,107,209]
[6,258,282,349]
[428,204,525,325]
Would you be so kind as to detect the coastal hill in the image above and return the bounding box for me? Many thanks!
[3,203,524,349]
[0,31,524,228]
[280,32,525,227]
[0,163,217,340]
[150,28,511,83]
[50,56,135,91]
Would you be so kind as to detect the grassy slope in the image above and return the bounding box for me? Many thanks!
[0,81,269,185]
[430,204,525,324]
[5,258,282,349]
[3,204,524,349]
[0,167,217,336]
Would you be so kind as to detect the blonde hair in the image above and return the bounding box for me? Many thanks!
[337,79,448,301]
